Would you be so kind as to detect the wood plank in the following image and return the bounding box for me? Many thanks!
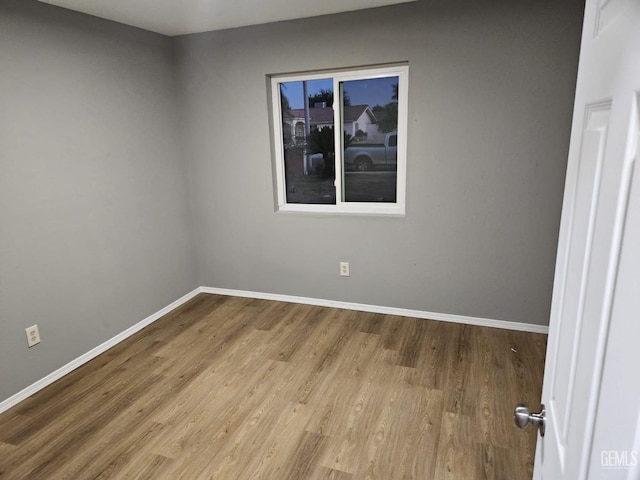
[0,293,545,479]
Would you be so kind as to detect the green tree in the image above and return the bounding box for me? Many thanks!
[375,83,399,134]
[307,127,353,177]
[375,103,398,133]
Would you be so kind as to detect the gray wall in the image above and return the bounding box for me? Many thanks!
[0,0,584,405]
[175,0,584,326]
[0,0,197,402]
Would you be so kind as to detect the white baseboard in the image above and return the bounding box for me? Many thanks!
[200,286,550,334]
[0,288,201,415]
[0,285,548,415]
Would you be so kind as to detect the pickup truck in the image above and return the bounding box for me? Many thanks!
[344,132,397,171]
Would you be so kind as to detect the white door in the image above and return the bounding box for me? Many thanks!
[526,0,640,478]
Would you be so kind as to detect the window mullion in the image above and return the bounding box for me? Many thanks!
[333,76,343,207]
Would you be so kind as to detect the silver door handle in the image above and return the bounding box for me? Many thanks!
[514,403,546,437]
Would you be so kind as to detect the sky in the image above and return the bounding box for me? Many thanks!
[281,76,398,109]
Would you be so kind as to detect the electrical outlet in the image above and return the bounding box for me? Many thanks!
[340,261,350,277]
[26,324,40,348]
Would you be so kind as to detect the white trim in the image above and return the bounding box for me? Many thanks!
[0,285,548,414]
[199,286,550,334]
[0,288,201,415]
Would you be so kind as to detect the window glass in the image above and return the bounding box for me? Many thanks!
[341,76,399,203]
[279,79,335,204]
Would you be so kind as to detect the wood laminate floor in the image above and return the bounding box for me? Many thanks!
[0,294,546,479]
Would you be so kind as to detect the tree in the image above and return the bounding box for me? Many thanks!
[280,85,291,112]
[375,102,398,133]
[307,127,353,177]
[279,87,293,144]
[375,83,399,134]
[307,89,351,108]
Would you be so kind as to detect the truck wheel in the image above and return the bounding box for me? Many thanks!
[355,157,372,171]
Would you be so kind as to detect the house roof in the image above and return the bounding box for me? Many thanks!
[284,104,377,124]
[344,105,377,123]
[285,107,333,123]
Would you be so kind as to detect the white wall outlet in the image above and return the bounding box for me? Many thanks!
[340,261,350,277]
[26,324,41,347]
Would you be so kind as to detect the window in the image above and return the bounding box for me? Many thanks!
[270,64,408,215]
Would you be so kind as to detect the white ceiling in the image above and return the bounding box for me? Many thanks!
[38,0,416,36]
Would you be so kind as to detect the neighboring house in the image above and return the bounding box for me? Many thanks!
[282,104,378,145]
[343,105,378,140]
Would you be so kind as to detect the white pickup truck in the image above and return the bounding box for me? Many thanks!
[343,132,397,171]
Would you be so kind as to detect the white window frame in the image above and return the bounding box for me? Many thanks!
[270,64,409,216]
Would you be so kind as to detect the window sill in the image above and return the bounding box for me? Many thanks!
[277,203,405,217]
